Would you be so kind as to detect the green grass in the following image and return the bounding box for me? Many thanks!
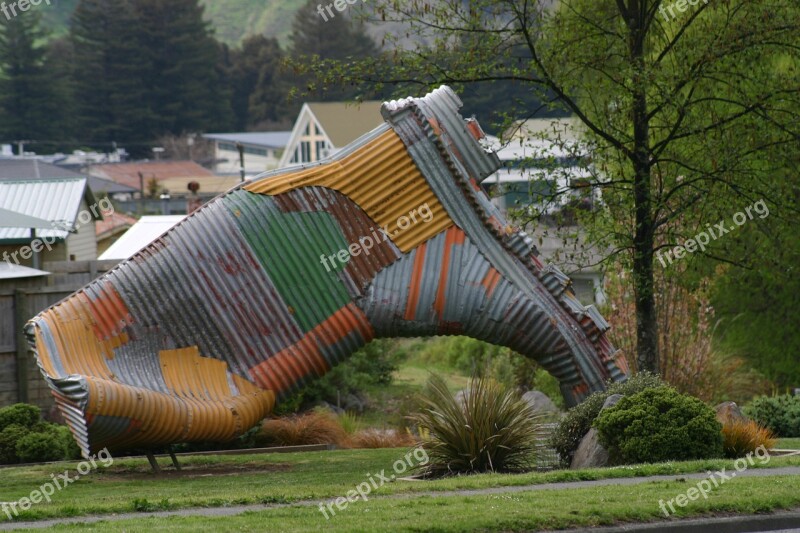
[38,475,800,532]
[1,448,799,524]
[778,438,800,450]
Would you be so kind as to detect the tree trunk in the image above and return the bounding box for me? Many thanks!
[627,4,660,373]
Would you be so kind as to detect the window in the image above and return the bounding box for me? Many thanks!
[315,140,328,160]
[219,142,236,152]
[301,141,311,162]
[314,123,322,135]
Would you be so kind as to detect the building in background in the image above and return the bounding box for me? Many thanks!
[482,118,607,306]
[203,132,291,176]
[98,215,184,262]
[278,101,384,167]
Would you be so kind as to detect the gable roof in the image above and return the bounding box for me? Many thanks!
[0,159,82,180]
[306,101,384,147]
[0,178,98,242]
[96,212,139,241]
[88,161,214,190]
[203,132,292,149]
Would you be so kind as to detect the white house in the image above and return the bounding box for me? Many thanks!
[482,118,607,306]
[204,132,292,176]
[278,101,384,168]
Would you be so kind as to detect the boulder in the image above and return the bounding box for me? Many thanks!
[715,401,748,425]
[570,394,624,469]
[522,390,560,416]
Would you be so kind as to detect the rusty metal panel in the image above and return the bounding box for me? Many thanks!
[26,86,628,457]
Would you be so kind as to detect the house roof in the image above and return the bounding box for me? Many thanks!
[306,101,384,148]
[0,178,98,242]
[98,215,184,261]
[0,159,82,180]
[0,207,54,229]
[88,161,215,190]
[159,175,243,196]
[88,175,139,195]
[203,132,292,149]
[96,212,139,241]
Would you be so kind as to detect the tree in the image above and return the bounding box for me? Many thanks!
[288,0,380,101]
[228,35,291,130]
[309,0,800,373]
[70,0,154,151]
[132,0,233,134]
[0,10,70,149]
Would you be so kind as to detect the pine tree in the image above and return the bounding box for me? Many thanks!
[289,0,378,101]
[132,0,232,135]
[70,0,154,151]
[0,10,70,149]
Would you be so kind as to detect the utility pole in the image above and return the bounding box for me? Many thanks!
[237,142,246,183]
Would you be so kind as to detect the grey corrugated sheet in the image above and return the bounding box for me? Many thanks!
[0,178,88,241]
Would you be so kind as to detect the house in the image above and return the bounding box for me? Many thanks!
[278,101,384,167]
[86,161,216,191]
[203,132,292,176]
[0,178,103,267]
[482,118,607,305]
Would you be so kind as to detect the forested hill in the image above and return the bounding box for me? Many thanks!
[42,0,305,44]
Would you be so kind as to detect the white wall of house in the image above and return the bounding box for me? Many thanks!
[213,142,283,174]
[64,199,98,261]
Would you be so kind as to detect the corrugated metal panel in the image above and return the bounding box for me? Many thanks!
[26,86,628,457]
[0,178,87,241]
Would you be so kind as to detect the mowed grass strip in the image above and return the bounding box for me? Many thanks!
[1,448,799,523]
[39,475,800,532]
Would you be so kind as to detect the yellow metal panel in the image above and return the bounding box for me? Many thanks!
[245,129,454,252]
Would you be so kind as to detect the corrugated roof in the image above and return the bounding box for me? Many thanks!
[307,101,384,147]
[0,159,82,180]
[0,178,91,242]
[98,215,184,260]
[95,212,138,240]
[89,161,214,190]
[203,132,292,148]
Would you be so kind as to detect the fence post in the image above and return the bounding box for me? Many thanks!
[14,289,29,404]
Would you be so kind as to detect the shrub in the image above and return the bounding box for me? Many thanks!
[409,374,544,476]
[0,404,41,431]
[350,429,413,449]
[745,395,800,437]
[15,430,66,464]
[0,424,28,464]
[54,425,83,460]
[255,410,350,448]
[549,371,665,466]
[722,419,776,458]
[594,386,724,464]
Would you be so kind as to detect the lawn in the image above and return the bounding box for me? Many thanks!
[1,448,799,529]
[778,438,800,450]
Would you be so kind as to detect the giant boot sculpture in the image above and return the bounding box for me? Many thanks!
[27,86,629,457]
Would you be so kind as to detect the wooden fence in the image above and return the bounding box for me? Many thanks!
[0,261,117,409]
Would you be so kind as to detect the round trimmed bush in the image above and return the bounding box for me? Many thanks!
[549,371,664,466]
[0,424,28,464]
[594,386,723,464]
[745,395,800,437]
[15,429,67,464]
[0,404,41,431]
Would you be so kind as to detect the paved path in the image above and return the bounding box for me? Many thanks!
[2,466,800,531]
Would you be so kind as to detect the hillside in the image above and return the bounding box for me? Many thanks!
[40,0,305,45]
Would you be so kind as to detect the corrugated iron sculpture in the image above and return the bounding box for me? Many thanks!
[27,87,629,457]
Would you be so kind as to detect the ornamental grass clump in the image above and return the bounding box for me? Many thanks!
[409,374,544,477]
